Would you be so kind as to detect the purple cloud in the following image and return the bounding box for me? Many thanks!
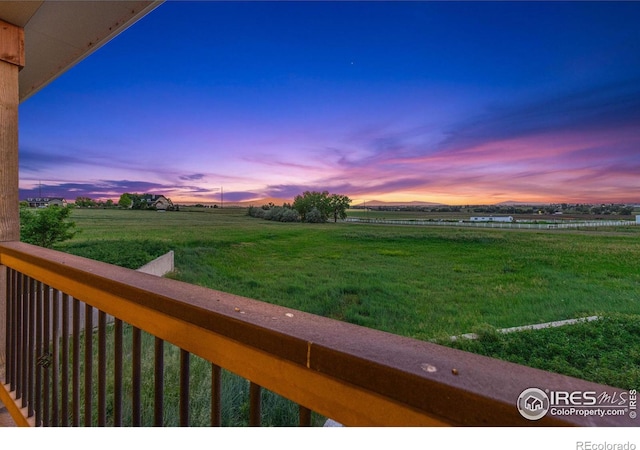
[179,173,206,181]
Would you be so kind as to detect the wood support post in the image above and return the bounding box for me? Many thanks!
[0,20,24,243]
[0,19,24,384]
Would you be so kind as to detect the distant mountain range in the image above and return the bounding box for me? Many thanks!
[197,198,634,208]
[495,200,551,206]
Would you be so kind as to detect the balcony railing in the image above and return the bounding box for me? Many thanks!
[0,241,634,426]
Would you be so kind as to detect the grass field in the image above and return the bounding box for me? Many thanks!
[60,208,640,338]
[56,207,640,392]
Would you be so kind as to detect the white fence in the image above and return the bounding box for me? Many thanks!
[342,218,637,230]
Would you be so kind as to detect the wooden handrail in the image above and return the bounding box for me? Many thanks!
[0,241,635,426]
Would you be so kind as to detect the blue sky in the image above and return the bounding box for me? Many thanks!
[18,1,640,205]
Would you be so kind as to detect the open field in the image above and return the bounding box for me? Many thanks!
[346,208,640,225]
[60,208,640,340]
[51,207,640,415]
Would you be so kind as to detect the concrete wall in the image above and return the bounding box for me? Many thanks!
[136,251,174,277]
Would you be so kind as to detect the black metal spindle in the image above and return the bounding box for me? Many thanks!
[180,349,189,426]
[132,326,142,426]
[51,289,60,426]
[299,405,312,427]
[72,298,80,426]
[42,284,51,426]
[84,304,93,426]
[14,272,22,398]
[6,269,15,388]
[98,311,107,426]
[27,277,35,414]
[211,364,221,426]
[249,382,261,427]
[4,268,13,386]
[35,281,43,424]
[20,274,28,407]
[154,337,164,426]
[61,293,70,426]
[114,319,123,427]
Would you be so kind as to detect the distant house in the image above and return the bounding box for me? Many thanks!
[470,216,513,223]
[25,197,67,208]
[139,194,173,211]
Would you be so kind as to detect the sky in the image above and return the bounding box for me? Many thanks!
[17,1,640,206]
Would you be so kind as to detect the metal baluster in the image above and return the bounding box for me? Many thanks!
[132,326,142,426]
[51,289,60,426]
[14,272,22,398]
[249,382,261,426]
[61,294,70,426]
[72,298,80,426]
[299,405,312,427]
[20,274,28,407]
[114,319,123,427]
[35,281,42,425]
[98,311,107,426]
[154,337,164,426]
[84,303,93,426]
[180,349,189,426]
[211,364,221,426]
[27,277,35,415]
[4,268,13,387]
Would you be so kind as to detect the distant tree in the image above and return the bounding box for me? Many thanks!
[292,191,351,223]
[105,199,114,208]
[20,205,77,248]
[118,193,133,209]
[292,191,330,222]
[75,196,96,208]
[304,207,325,223]
[327,194,352,222]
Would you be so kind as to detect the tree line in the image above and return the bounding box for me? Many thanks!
[74,194,176,211]
[248,191,352,223]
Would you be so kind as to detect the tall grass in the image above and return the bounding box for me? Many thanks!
[59,208,640,339]
[53,208,640,407]
[63,322,323,427]
[438,313,640,390]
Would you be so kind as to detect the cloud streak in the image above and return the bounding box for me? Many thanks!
[16,2,640,205]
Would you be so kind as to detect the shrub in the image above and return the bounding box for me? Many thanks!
[20,206,77,248]
[280,208,300,222]
[248,205,300,222]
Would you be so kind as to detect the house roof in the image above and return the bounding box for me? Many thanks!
[0,1,162,102]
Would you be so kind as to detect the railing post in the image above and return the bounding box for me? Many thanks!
[0,20,24,242]
[0,19,24,384]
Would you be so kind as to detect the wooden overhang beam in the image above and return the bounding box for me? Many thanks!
[0,19,24,242]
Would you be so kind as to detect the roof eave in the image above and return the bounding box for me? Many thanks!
[0,1,164,103]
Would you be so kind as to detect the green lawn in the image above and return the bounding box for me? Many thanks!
[60,208,640,340]
[56,207,640,392]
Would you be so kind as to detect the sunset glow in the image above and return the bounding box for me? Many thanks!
[18,2,640,205]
